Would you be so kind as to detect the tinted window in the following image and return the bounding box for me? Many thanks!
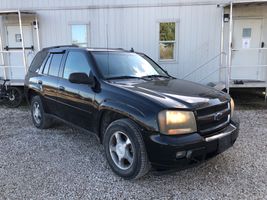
[91,52,167,79]
[63,51,90,79]
[29,50,48,72]
[42,55,52,75]
[48,54,63,77]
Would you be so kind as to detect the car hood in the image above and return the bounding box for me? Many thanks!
[111,79,230,110]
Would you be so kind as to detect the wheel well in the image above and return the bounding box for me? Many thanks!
[99,110,127,143]
[27,90,50,113]
[27,89,40,104]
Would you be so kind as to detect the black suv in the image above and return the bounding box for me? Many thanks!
[25,46,239,179]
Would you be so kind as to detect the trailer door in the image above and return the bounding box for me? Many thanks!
[231,19,263,81]
[6,25,34,79]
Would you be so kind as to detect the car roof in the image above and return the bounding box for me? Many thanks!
[41,45,134,53]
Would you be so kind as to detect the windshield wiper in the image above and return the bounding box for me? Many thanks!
[106,74,173,80]
[141,74,171,79]
[106,76,142,80]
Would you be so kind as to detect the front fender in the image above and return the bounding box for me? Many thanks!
[98,99,159,132]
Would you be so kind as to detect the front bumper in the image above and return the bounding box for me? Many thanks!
[144,118,239,169]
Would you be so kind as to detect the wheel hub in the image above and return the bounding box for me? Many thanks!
[33,102,41,124]
[109,131,134,170]
[116,143,126,158]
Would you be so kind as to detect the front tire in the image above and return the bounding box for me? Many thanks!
[103,118,150,179]
[31,95,52,129]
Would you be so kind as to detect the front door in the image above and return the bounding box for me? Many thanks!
[231,18,264,81]
[6,25,34,79]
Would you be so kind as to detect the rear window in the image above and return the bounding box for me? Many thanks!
[42,53,63,77]
[48,54,63,77]
[29,51,48,73]
[43,55,52,75]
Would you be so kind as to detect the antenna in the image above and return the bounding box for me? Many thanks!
[106,23,109,50]
[106,23,110,75]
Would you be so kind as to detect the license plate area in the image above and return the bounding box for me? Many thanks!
[218,134,232,153]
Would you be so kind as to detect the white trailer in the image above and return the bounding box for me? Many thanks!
[0,0,267,104]
[0,10,40,84]
[222,1,267,97]
[0,10,40,106]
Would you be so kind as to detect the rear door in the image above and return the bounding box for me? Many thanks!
[39,52,64,115]
[57,50,96,130]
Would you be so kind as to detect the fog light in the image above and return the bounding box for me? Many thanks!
[176,151,186,159]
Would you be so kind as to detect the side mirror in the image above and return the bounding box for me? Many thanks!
[69,73,95,86]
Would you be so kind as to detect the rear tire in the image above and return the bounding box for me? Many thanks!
[31,95,53,129]
[6,87,23,108]
[103,118,150,180]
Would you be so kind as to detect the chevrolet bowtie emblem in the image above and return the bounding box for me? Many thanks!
[214,112,223,121]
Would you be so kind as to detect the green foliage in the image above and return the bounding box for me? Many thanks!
[160,22,175,41]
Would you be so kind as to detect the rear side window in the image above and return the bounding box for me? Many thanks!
[43,55,52,75]
[48,54,63,77]
[63,51,91,79]
[29,51,48,73]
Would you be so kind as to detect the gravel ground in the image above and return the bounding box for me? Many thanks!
[0,100,267,199]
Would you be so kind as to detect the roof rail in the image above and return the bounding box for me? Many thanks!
[87,47,125,50]
[42,45,79,51]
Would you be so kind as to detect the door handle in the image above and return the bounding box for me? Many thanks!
[261,42,265,48]
[59,86,65,91]
[37,80,42,85]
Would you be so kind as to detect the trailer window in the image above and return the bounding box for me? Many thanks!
[71,24,88,47]
[159,22,176,61]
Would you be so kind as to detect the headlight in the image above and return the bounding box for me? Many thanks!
[230,98,235,117]
[158,110,197,135]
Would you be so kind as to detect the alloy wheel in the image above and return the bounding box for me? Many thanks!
[33,102,42,124]
[109,131,135,170]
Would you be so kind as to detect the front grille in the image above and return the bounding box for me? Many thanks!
[196,102,230,136]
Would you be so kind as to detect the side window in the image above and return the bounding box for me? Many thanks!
[63,51,91,79]
[29,51,48,73]
[48,54,63,77]
[42,55,52,75]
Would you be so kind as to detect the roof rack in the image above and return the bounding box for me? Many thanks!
[42,45,79,51]
[42,46,129,52]
[86,47,125,50]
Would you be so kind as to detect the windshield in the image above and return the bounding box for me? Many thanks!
[91,52,168,79]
